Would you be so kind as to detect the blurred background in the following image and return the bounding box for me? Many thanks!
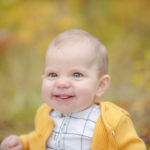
[0,0,150,148]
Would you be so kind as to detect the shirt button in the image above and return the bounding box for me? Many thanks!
[61,114,64,117]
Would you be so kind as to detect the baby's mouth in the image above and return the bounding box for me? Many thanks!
[53,94,75,102]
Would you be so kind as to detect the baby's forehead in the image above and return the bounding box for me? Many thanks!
[52,34,95,49]
[47,37,99,64]
[48,32,102,55]
[47,39,97,61]
[46,29,108,74]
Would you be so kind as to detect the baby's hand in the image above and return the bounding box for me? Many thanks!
[0,135,23,150]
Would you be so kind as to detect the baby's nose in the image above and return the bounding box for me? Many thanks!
[56,78,71,88]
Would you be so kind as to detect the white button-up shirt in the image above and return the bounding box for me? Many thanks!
[46,104,101,150]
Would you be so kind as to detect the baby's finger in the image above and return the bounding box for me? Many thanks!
[10,144,23,150]
[8,137,22,150]
[0,138,10,150]
[8,137,18,148]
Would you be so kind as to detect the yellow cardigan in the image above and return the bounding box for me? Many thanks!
[20,101,146,150]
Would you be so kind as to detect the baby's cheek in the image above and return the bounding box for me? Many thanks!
[79,84,92,93]
[78,85,96,100]
[41,82,50,99]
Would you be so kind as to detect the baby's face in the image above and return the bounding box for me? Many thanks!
[42,42,101,113]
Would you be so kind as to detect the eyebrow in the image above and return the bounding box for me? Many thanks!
[43,67,57,73]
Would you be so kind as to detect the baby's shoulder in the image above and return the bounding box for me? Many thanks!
[99,101,131,129]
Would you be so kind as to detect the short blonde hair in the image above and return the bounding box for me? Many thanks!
[47,29,108,76]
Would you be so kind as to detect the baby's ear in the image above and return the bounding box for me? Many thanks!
[96,74,111,97]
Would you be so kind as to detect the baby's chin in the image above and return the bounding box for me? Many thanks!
[53,107,79,114]
[53,105,92,114]
[46,99,94,113]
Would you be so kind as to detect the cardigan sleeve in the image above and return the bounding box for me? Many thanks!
[18,104,47,150]
[18,104,52,150]
[19,133,32,150]
[115,115,146,150]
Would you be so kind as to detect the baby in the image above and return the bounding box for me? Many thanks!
[0,29,146,150]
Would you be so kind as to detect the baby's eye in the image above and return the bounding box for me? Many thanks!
[73,72,83,78]
[48,73,58,78]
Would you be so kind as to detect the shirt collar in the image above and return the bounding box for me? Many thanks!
[50,104,97,118]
